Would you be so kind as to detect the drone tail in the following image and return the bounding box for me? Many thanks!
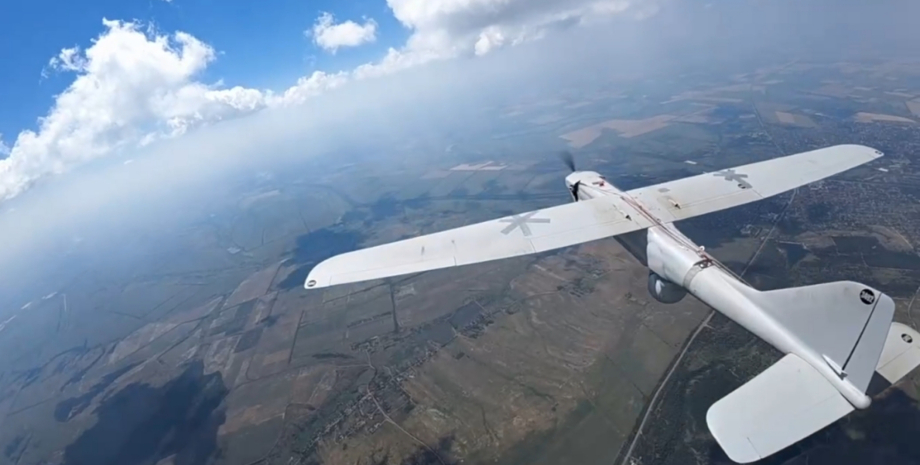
[706,281,911,463]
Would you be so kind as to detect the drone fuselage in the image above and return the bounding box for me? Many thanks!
[567,172,873,410]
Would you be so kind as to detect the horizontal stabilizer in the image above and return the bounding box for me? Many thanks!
[876,322,920,386]
[707,354,855,463]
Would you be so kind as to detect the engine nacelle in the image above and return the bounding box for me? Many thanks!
[648,271,688,304]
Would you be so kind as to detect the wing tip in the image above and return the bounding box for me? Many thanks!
[706,402,762,464]
[832,143,884,160]
[304,275,324,290]
[304,259,335,290]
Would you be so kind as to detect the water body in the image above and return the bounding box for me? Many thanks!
[776,242,809,267]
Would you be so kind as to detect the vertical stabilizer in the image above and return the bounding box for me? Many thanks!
[747,281,895,393]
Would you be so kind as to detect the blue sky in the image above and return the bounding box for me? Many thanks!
[4,0,917,204]
[0,0,676,202]
[3,0,917,276]
[0,0,407,139]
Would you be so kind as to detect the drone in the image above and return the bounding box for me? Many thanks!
[305,144,920,463]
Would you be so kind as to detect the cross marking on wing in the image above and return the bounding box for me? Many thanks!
[713,168,752,189]
[499,211,551,236]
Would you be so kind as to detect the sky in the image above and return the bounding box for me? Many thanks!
[0,0,670,203]
[1,0,919,300]
[3,0,919,204]
[0,0,675,290]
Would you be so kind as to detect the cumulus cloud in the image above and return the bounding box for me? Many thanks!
[0,135,9,157]
[0,19,271,200]
[269,70,350,106]
[0,1,653,201]
[387,0,641,56]
[353,0,647,77]
[310,12,378,53]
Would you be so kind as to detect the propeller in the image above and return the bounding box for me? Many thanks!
[558,151,580,202]
[558,150,577,173]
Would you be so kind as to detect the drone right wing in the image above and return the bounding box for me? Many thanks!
[304,196,654,289]
[628,144,883,223]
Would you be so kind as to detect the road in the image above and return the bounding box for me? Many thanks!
[364,351,447,465]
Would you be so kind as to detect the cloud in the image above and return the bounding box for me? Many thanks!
[310,12,378,53]
[354,0,647,77]
[386,0,642,56]
[0,19,270,200]
[0,135,9,158]
[8,0,920,299]
[0,1,654,201]
[269,70,350,106]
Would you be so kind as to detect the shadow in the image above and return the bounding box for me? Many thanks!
[55,362,140,422]
[399,436,458,465]
[277,227,365,290]
[278,193,439,291]
[61,361,227,465]
[4,434,28,463]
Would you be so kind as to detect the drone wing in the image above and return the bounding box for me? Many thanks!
[305,196,653,289]
[305,144,882,291]
[627,144,883,222]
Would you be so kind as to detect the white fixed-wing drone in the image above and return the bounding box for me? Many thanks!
[305,144,920,463]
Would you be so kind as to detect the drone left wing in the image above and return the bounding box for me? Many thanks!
[305,196,653,289]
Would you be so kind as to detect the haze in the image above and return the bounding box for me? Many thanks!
[1,0,918,309]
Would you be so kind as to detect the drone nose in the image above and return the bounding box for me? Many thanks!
[565,171,582,185]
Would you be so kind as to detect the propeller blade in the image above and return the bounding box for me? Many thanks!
[559,151,576,172]
[570,181,581,202]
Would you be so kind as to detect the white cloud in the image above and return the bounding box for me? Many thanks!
[310,12,378,53]
[386,0,641,56]
[348,0,646,77]
[269,70,350,106]
[474,26,507,56]
[0,1,652,201]
[49,46,87,71]
[0,19,270,200]
[353,46,444,80]
[0,134,9,157]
